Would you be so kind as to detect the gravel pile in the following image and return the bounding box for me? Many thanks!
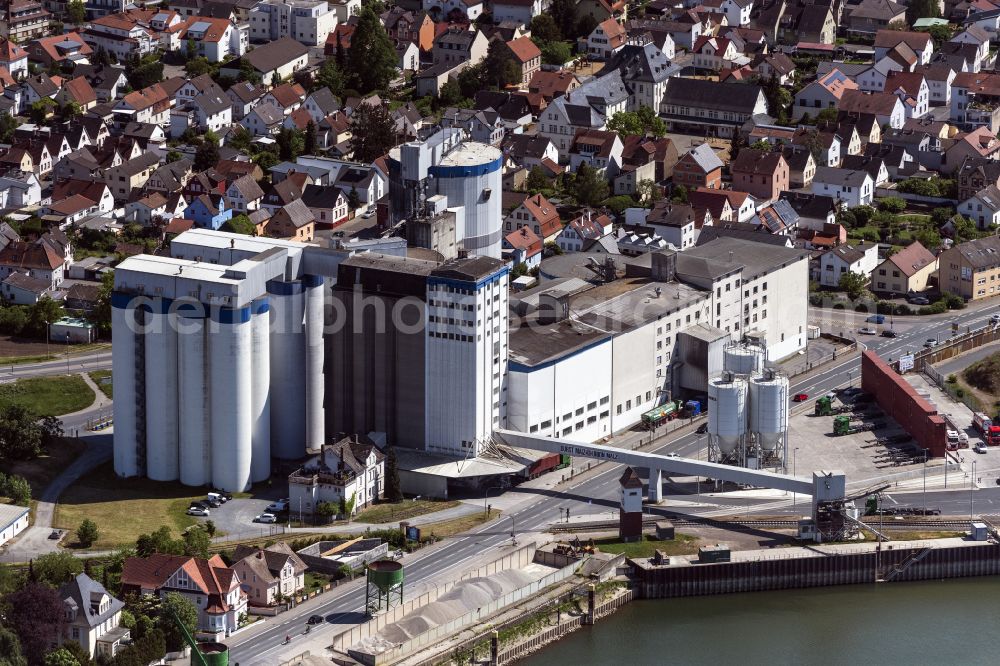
[352,569,536,653]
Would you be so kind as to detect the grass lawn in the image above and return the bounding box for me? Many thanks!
[53,461,205,549]
[0,436,86,499]
[304,571,331,590]
[592,533,700,558]
[88,370,113,399]
[421,509,501,539]
[0,375,94,416]
[354,498,460,524]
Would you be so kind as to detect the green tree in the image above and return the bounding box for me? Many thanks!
[304,120,317,155]
[183,56,213,79]
[952,215,980,243]
[238,59,262,84]
[315,501,336,522]
[30,98,56,123]
[136,526,182,557]
[838,270,869,301]
[636,179,662,205]
[204,520,216,537]
[345,491,357,516]
[530,15,562,42]
[66,0,85,25]
[0,404,43,460]
[42,649,78,666]
[0,473,31,505]
[316,59,345,97]
[182,526,211,559]
[385,448,403,502]
[157,593,198,653]
[165,150,182,163]
[572,162,609,206]
[5,583,64,665]
[919,24,953,48]
[32,552,83,587]
[877,196,906,213]
[550,0,578,42]
[186,37,197,61]
[606,110,643,136]
[125,53,164,89]
[906,0,940,24]
[53,642,91,666]
[76,519,99,548]
[88,270,113,336]
[347,6,397,93]
[526,166,550,194]
[482,39,519,89]
[539,40,573,66]
[277,127,304,161]
[24,297,63,339]
[222,214,256,236]
[338,494,347,518]
[0,114,19,143]
[347,187,360,210]
[672,184,688,203]
[194,136,220,172]
[439,79,465,106]
[0,625,26,666]
[349,102,396,163]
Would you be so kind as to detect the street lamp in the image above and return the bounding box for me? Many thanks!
[484,486,502,515]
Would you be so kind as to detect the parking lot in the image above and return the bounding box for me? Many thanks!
[185,492,290,536]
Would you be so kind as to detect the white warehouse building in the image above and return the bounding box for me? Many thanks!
[112,230,332,492]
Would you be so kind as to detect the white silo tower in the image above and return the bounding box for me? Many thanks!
[749,371,790,463]
[111,300,139,478]
[708,374,748,463]
[429,142,503,258]
[304,277,325,451]
[209,306,253,493]
[723,343,764,376]
[250,298,271,484]
[268,283,307,459]
[177,303,210,487]
[144,305,179,482]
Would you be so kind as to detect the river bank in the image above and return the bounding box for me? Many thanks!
[521,577,1000,666]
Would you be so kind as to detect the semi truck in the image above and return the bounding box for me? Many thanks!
[523,453,571,479]
[973,413,1000,446]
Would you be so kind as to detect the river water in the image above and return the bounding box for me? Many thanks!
[521,578,1000,666]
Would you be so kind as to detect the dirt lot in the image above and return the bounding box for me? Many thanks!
[0,336,51,358]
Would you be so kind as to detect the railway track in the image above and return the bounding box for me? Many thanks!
[550,516,977,532]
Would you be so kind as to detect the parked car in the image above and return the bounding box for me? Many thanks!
[361,209,376,219]
[975,442,989,454]
[696,423,708,434]
[924,338,939,348]
[792,393,809,402]
[990,313,1000,325]
[880,329,897,338]
[265,501,287,513]
[908,295,930,305]
[187,507,210,517]
[866,315,885,324]
[48,529,61,540]
[307,615,325,625]
[254,513,277,523]
[858,327,877,335]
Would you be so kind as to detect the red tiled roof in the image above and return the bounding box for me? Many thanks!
[506,36,541,63]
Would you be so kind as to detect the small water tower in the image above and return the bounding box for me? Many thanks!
[619,467,644,542]
[366,560,404,614]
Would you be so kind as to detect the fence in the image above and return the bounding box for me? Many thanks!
[210,526,288,545]
[900,324,1000,375]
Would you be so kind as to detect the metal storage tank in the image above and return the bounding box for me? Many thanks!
[430,142,503,258]
[749,372,789,451]
[111,299,139,478]
[723,344,764,376]
[268,283,306,459]
[250,298,271,484]
[304,277,325,451]
[708,375,748,455]
[177,303,210,487]
[210,306,253,492]
[144,307,179,482]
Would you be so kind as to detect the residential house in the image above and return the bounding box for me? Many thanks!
[231,543,307,607]
[102,151,158,202]
[601,41,678,113]
[421,0,484,21]
[491,0,546,25]
[840,154,890,187]
[81,11,159,61]
[620,134,679,181]
[871,240,937,295]
[689,187,755,222]
[120,554,247,638]
[660,78,767,137]
[811,166,875,207]
[958,184,1000,230]
[113,83,171,126]
[838,89,907,129]
[218,37,309,85]
[504,134,559,171]
[731,148,788,201]
[59,574,129,660]
[286,435,385,516]
[227,80,267,120]
[957,155,1000,200]
[643,200,713,250]
[381,7,435,52]
[528,69,580,102]
[26,32,92,67]
[125,191,187,225]
[874,30,933,66]
[751,52,795,85]
[4,0,48,43]
[691,35,744,72]
[586,18,626,59]
[245,102,284,136]
[556,210,613,252]
[938,235,1000,300]
[0,272,48,304]
[673,143,723,190]
[943,125,1000,171]
[505,36,541,87]
[783,190,838,231]
[794,68,858,120]
[169,87,232,138]
[569,128,623,179]
[439,108,505,146]
[781,146,817,188]
[818,242,879,288]
[264,198,315,240]
[884,70,930,119]
[432,28,488,67]
[915,62,956,106]
[503,226,542,268]
[504,192,561,240]
[178,15,245,63]
[950,71,1000,133]
[226,174,264,214]
[249,0,337,47]
[185,194,233,230]
[303,87,340,123]
[0,39,28,79]
[261,82,307,116]
[537,71,629,157]
[950,25,991,65]
[0,239,64,288]
[846,0,906,37]
[300,183,347,227]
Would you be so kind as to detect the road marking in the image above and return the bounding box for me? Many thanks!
[886,494,898,504]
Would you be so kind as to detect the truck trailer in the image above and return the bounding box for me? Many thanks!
[973,413,1000,446]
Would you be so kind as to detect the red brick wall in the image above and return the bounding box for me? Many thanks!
[861,350,947,456]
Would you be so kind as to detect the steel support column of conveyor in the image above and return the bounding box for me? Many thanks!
[494,430,844,509]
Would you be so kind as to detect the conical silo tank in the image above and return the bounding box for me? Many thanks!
[708,375,748,455]
[144,305,179,482]
[723,345,764,375]
[111,296,139,478]
[209,305,253,493]
[749,373,789,451]
[177,302,210,487]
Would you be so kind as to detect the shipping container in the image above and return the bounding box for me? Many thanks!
[525,452,562,479]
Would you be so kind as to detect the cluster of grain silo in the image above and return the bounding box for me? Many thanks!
[706,343,789,470]
[111,233,327,493]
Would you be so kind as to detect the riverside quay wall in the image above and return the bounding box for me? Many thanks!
[631,540,1000,598]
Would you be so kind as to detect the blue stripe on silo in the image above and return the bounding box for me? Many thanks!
[428,156,502,178]
[267,280,305,295]
[174,300,208,319]
[303,275,323,287]
[112,292,174,313]
[211,305,252,324]
[252,298,270,315]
